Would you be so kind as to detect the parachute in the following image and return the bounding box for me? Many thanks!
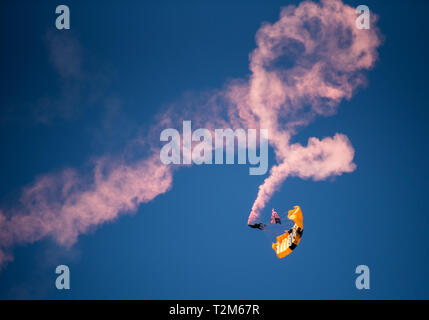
[248,205,304,259]
[271,206,304,259]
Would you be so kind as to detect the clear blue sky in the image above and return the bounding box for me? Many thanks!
[0,0,428,299]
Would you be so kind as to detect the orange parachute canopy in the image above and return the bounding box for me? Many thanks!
[271,206,304,259]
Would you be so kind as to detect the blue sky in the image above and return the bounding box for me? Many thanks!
[0,0,428,299]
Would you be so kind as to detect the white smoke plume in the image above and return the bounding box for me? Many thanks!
[240,0,380,222]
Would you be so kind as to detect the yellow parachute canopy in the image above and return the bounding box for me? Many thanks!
[271,206,304,259]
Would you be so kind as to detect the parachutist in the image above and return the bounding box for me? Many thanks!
[248,208,280,230]
[248,206,304,259]
[248,223,266,230]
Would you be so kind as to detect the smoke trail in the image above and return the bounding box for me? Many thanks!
[242,0,381,223]
[0,0,381,269]
[0,155,172,269]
